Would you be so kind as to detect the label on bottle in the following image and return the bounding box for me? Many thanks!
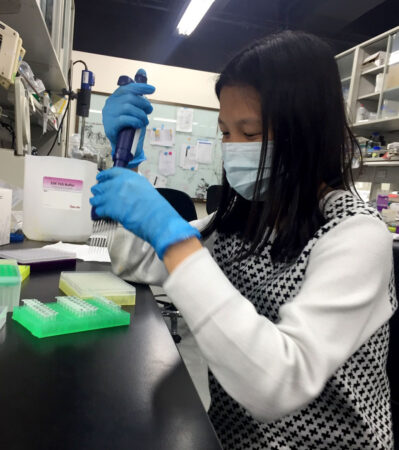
[42,176,83,210]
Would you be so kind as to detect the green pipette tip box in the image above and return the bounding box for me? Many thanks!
[12,296,130,338]
[0,260,22,311]
[0,263,20,285]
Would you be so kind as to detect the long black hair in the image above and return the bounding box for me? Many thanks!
[201,30,360,263]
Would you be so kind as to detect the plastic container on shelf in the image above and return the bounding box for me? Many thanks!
[23,155,97,242]
[381,99,399,119]
[342,86,349,102]
[356,104,369,122]
[59,271,136,306]
[0,259,22,311]
[375,73,384,92]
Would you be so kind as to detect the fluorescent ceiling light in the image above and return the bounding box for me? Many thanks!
[177,0,215,36]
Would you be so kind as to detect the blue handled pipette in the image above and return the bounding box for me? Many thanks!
[89,70,148,249]
[113,71,147,167]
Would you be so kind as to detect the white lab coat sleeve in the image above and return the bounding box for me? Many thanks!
[163,214,394,422]
[109,214,215,286]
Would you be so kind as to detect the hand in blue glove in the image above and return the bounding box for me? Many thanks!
[103,74,155,168]
[90,168,201,259]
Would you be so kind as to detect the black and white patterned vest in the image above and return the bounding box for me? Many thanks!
[209,191,397,450]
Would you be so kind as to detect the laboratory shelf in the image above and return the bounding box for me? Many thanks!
[352,115,399,134]
[337,25,399,129]
[358,92,380,101]
[0,88,57,132]
[337,49,355,81]
[1,0,68,92]
[362,160,399,166]
[383,86,399,101]
[30,96,57,131]
[361,66,385,76]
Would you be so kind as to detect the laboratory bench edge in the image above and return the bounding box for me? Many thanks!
[0,240,221,450]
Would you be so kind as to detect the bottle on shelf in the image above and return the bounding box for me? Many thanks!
[375,73,384,93]
[356,104,369,122]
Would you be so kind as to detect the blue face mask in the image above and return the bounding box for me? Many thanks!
[222,141,274,200]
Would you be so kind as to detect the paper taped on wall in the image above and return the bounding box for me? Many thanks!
[179,144,198,171]
[196,140,213,164]
[150,128,175,147]
[148,174,168,188]
[158,150,176,176]
[176,107,194,133]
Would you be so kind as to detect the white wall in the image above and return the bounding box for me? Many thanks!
[69,51,220,148]
[194,201,208,219]
[71,51,220,108]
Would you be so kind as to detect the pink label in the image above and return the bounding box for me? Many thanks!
[43,177,83,192]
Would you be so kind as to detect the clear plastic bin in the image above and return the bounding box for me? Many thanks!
[59,271,136,306]
[0,260,22,311]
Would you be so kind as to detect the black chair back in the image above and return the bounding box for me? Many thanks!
[388,243,399,390]
[206,185,223,214]
[157,188,197,222]
[388,242,399,442]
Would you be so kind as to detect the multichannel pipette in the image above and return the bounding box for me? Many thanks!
[89,70,148,249]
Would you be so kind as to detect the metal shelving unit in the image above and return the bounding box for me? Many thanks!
[361,66,385,76]
[352,117,399,134]
[358,92,380,101]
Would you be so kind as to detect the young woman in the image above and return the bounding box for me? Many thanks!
[90,30,396,449]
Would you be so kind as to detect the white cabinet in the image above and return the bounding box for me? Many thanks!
[336,26,399,136]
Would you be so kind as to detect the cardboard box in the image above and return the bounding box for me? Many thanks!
[362,51,386,71]
[385,63,399,90]
[0,188,12,246]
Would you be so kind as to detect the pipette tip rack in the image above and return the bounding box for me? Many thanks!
[12,295,130,338]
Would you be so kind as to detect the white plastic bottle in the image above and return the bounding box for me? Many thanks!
[23,155,97,242]
[356,104,369,122]
[375,73,384,93]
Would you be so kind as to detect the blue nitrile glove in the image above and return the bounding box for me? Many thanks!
[102,76,155,168]
[90,167,201,259]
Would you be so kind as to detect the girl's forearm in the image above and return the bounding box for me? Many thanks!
[163,237,203,273]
